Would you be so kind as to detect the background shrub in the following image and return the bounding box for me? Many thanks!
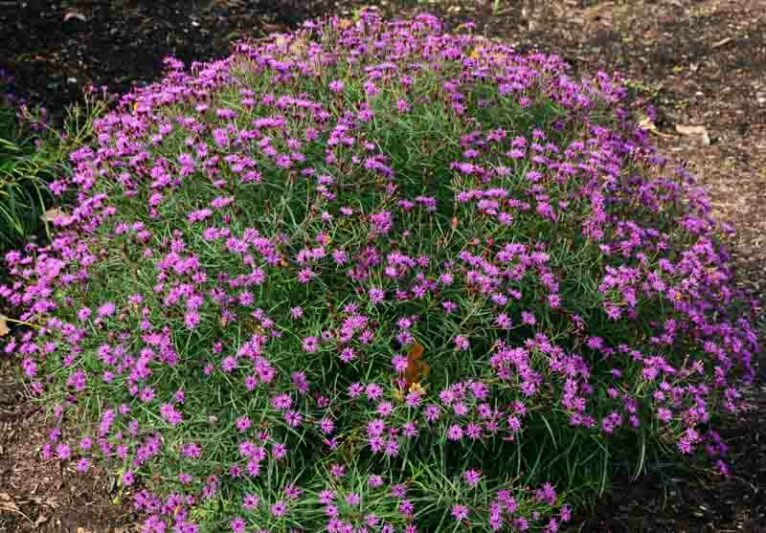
[1,10,759,532]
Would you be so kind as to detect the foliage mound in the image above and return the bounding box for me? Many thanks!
[1,10,759,532]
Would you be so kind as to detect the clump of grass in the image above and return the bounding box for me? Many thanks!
[1,10,759,532]
[0,75,103,256]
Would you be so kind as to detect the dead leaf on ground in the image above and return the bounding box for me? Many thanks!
[675,124,711,145]
[0,492,32,523]
[261,22,289,34]
[0,492,20,511]
[638,115,673,137]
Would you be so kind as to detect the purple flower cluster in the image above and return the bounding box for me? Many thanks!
[1,9,759,532]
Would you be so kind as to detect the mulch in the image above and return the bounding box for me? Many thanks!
[1,1,764,531]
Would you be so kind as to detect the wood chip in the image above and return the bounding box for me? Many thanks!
[675,124,711,145]
[712,36,733,49]
[63,11,87,23]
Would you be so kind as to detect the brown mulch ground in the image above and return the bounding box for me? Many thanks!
[1,1,764,531]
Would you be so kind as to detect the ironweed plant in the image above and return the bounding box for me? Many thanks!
[1,10,759,532]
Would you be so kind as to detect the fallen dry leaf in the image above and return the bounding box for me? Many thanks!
[0,492,33,524]
[675,124,711,145]
[261,22,289,34]
[0,314,10,337]
[638,115,673,137]
[0,492,19,510]
[40,207,70,223]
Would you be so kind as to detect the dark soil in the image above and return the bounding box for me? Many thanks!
[0,0,329,116]
[1,1,764,531]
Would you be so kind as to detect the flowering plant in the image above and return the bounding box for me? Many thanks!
[1,9,759,532]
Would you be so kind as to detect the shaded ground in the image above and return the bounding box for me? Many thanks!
[1,0,764,531]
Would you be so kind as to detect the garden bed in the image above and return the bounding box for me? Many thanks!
[1,1,763,531]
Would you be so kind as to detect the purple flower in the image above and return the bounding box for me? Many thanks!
[302,336,319,353]
[160,403,182,426]
[370,211,393,235]
[329,80,345,93]
[230,517,246,533]
[463,468,482,487]
[270,500,287,518]
[535,482,557,505]
[454,335,470,351]
[330,463,345,478]
[451,504,469,522]
[243,494,260,510]
[447,424,464,441]
[369,287,385,304]
[235,416,251,432]
[97,302,116,318]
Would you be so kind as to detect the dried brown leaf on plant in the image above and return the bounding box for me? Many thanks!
[40,207,70,224]
[336,18,354,30]
[0,315,10,337]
